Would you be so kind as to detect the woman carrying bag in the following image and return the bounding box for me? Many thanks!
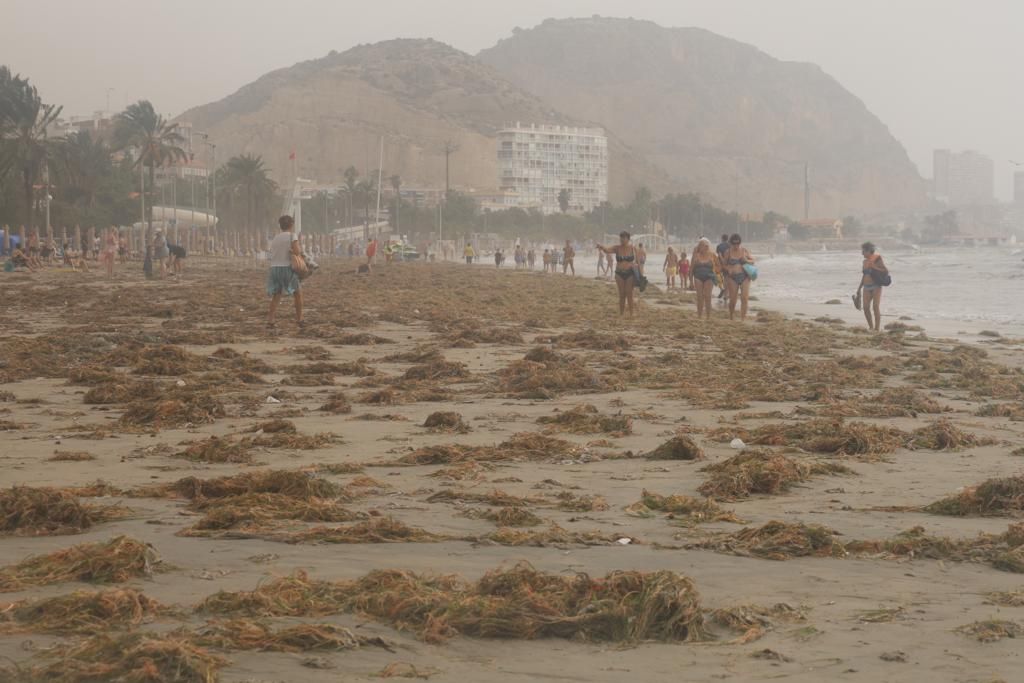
[857,241,889,331]
[266,215,305,331]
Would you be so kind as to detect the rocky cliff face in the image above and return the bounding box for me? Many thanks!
[479,17,926,217]
[176,39,671,204]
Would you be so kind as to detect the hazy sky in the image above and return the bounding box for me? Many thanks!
[5,0,1022,198]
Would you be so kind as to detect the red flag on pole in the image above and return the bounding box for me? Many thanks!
[289,151,296,160]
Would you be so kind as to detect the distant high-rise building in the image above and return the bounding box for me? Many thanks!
[497,123,608,213]
[1015,171,1024,205]
[932,149,995,205]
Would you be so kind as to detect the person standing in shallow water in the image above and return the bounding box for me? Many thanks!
[663,247,678,289]
[266,215,304,330]
[562,240,575,275]
[860,241,888,331]
[596,231,638,319]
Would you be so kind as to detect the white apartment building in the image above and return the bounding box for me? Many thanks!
[933,149,995,205]
[497,123,608,214]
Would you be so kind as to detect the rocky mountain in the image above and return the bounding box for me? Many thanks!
[176,39,671,204]
[479,17,926,217]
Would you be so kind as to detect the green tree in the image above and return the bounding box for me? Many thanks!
[217,154,278,234]
[342,165,359,227]
[114,100,187,242]
[558,188,571,213]
[841,215,862,238]
[786,221,809,240]
[356,175,377,224]
[0,71,62,231]
[55,130,112,210]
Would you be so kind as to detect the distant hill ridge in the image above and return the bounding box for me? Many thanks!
[178,18,924,215]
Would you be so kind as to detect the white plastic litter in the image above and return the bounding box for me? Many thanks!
[265,396,281,404]
[616,538,632,545]
[175,380,186,387]
[730,438,746,450]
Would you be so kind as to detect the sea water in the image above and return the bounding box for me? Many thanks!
[567,245,1024,330]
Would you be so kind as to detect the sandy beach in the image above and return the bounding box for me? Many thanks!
[1,258,1022,683]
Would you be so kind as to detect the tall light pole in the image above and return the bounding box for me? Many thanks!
[442,140,459,199]
[193,132,217,237]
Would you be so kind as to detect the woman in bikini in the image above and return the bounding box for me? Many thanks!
[690,238,717,319]
[859,241,888,331]
[663,247,678,290]
[678,248,691,290]
[597,231,639,318]
[723,233,755,320]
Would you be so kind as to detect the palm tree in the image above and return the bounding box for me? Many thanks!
[56,130,112,209]
[356,176,377,225]
[342,166,359,227]
[218,154,278,234]
[389,174,401,232]
[113,100,187,242]
[1,72,62,231]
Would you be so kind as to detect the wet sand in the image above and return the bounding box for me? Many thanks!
[1,259,1022,682]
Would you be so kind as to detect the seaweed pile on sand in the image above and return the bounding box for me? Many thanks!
[626,491,742,524]
[687,521,847,560]
[709,419,906,457]
[191,618,391,652]
[495,348,623,399]
[924,475,1024,516]
[0,632,225,682]
[807,387,948,418]
[200,562,705,644]
[645,435,705,460]
[394,432,582,465]
[908,419,992,450]
[423,411,471,433]
[0,536,161,591]
[698,450,853,500]
[0,588,164,634]
[536,404,632,435]
[0,486,130,536]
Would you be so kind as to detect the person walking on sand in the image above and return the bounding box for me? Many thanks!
[597,231,639,319]
[723,233,755,321]
[678,248,691,290]
[636,242,647,276]
[605,250,614,279]
[101,227,117,278]
[153,229,169,278]
[463,242,475,264]
[859,241,889,332]
[542,248,551,273]
[663,246,678,289]
[596,246,607,276]
[562,240,576,275]
[366,238,378,272]
[267,215,304,331]
[527,247,535,270]
[716,233,730,300]
[691,238,716,319]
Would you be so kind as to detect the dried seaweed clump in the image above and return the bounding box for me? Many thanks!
[924,475,1024,516]
[554,330,631,351]
[908,419,990,450]
[404,360,469,381]
[555,492,609,512]
[536,404,632,435]
[463,507,544,527]
[198,570,348,617]
[630,491,742,523]
[397,432,579,465]
[976,402,1024,421]
[689,521,846,561]
[955,620,1023,642]
[812,387,947,418]
[130,345,209,376]
[496,356,620,399]
[46,451,96,462]
[319,391,352,414]
[698,450,853,500]
[191,618,388,652]
[711,419,905,457]
[180,493,362,537]
[646,435,705,460]
[0,486,95,536]
[423,411,471,433]
[119,391,225,429]
[178,435,254,464]
[82,380,160,405]
[480,525,623,548]
[339,562,703,643]
[1,632,224,682]
[0,588,163,634]
[151,470,344,501]
[709,603,805,643]
[0,536,160,592]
